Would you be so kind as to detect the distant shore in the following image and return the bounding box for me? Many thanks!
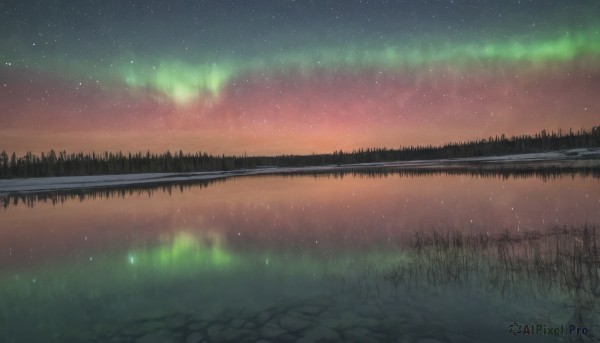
[1,148,599,196]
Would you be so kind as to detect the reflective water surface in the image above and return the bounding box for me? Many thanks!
[1,170,599,342]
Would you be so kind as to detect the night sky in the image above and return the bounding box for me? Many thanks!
[1,0,599,155]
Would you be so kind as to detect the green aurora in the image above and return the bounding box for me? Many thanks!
[85,29,600,103]
[4,29,600,104]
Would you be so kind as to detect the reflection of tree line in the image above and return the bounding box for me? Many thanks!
[279,162,600,181]
[1,126,599,178]
[383,226,600,339]
[2,167,599,209]
[1,179,222,209]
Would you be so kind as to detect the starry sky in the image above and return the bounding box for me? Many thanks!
[1,0,599,155]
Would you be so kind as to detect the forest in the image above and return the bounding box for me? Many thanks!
[1,126,599,178]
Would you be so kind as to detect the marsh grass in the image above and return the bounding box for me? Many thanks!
[382,226,600,340]
[386,226,600,295]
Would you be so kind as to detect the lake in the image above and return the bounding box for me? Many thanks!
[1,169,599,342]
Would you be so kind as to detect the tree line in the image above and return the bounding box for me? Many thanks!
[1,125,599,179]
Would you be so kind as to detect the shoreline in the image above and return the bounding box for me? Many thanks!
[1,148,599,196]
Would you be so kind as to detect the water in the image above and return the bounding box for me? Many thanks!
[1,170,599,342]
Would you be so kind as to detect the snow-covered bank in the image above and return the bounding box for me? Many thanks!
[1,148,599,195]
